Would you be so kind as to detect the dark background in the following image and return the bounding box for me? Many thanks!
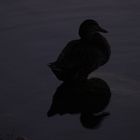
[0,0,140,139]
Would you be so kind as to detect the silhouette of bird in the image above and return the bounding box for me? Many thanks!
[47,78,111,129]
[47,78,111,116]
[49,19,111,81]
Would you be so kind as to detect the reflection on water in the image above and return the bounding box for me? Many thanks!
[47,77,111,129]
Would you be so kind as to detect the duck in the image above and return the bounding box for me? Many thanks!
[49,19,111,81]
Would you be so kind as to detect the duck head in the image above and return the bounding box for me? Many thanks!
[79,19,108,39]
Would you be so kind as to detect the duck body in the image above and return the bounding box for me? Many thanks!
[49,19,111,81]
[49,33,110,81]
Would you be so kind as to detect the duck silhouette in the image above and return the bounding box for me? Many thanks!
[47,78,111,129]
[49,19,111,81]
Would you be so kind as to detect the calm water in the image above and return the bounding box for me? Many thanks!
[0,0,140,140]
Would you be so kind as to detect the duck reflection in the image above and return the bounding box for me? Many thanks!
[47,78,111,129]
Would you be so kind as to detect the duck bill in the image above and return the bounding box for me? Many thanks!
[98,27,108,33]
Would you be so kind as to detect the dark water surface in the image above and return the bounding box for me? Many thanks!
[0,0,140,140]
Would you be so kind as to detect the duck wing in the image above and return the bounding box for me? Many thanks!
[49,40,81,80]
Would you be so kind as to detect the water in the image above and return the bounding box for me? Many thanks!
[0,0,140,139]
